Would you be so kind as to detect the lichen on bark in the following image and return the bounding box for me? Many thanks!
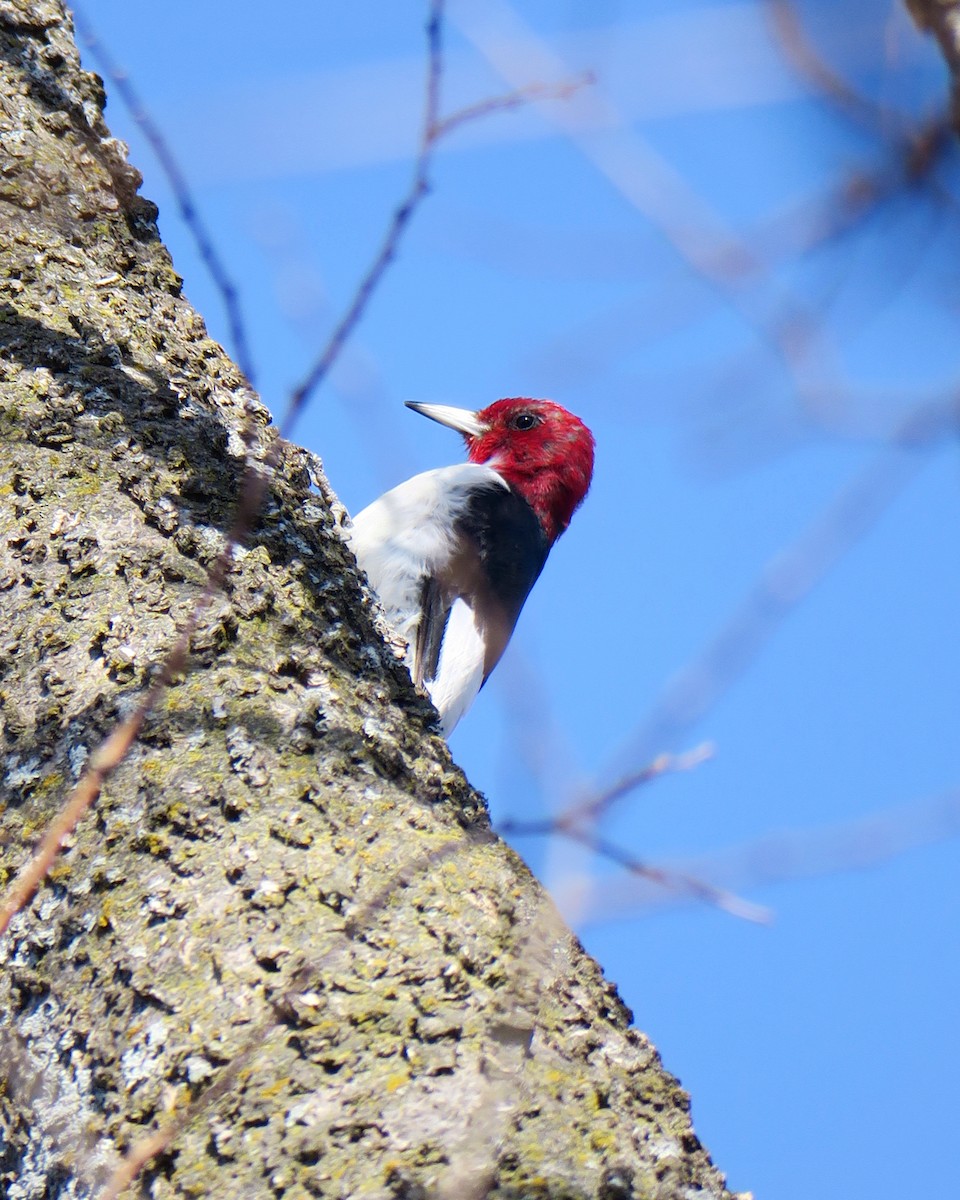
[0,3,741,1197]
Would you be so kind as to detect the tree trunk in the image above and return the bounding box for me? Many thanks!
[0,4,739,1197]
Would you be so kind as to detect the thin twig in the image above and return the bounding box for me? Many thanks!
[559,825,773,925]
[576,785,960,923]
[433,71,595,140]
[568,419,942,829]
[501,743,715,837]
[566,743,715,830]
[502,744,768,925]
[71,4,256,386]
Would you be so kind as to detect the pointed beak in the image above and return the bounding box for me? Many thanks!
[405,401,487,439]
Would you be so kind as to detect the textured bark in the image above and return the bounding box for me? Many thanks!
[906,0,960,128]
[0,3,740,1198]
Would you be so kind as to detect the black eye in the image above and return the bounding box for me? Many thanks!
[511,412,540,431]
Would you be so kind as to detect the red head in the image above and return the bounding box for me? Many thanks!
[407,398,594,543]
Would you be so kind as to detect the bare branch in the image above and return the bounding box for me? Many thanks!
[585,414,946,823]
[558,825,773,925]
[432,71,595,140]
[766,0,896,131]
[576,785,960,923]
[905,0,960,130]
[502,745,768,924]
[71,4,256,386]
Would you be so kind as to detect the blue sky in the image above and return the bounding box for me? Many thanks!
[78,3,959,1196]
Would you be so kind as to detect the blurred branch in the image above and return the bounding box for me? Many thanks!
[766,0,897,131]
[906,0,960,129]
[504,743,716,834]
[524,113,956,456]
[555,825,773,925]
[597,413,945,819]
[451,0,830,388]
[453,0,956,462]
[573,785,960,923]
[755,113,955,267]
[433,71,594,140]
[502,744,772,924]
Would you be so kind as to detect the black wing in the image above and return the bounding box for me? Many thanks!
[413,483,550,689]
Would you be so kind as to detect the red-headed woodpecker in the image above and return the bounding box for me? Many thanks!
[347,398,594,734]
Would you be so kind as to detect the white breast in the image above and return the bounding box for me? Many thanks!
[426,597,486,734]
[345,463,507,734]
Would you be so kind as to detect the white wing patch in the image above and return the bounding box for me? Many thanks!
[345,463,507,734]
[426,598,486,735]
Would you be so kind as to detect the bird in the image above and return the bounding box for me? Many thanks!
[346,397,594,735]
